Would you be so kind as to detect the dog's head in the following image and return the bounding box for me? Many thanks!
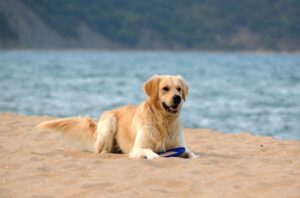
[143,75,188,116]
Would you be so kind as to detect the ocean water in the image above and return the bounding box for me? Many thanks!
[0,50,299,140]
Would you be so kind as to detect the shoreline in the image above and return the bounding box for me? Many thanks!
[1,112,298,141]
[1,113,299,197]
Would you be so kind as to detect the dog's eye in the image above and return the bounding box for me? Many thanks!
[163,86,169,91]
[177,87,182,92]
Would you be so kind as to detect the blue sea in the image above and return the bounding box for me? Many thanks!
[0,50,299,140]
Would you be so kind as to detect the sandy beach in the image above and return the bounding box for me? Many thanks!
[0,113,299,197]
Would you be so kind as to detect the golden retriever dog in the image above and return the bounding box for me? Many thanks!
[38,75,196,159]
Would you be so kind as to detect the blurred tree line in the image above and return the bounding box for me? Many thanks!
[2,0,300,50]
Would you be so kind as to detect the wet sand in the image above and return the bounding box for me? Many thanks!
[0,113,299,197]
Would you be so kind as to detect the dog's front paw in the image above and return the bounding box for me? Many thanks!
[146,152,160,160]
[187,151,198,159]
[130,148,160,159]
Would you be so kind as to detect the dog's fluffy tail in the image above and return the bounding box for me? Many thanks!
[37,116,97,144]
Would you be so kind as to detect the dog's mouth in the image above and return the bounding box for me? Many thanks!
[162,102,179,114]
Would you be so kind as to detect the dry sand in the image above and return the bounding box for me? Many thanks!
[0,113,299,197]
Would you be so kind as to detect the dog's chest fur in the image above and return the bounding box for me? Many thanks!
[143,106,180,152]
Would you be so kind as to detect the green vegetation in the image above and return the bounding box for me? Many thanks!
[2,0,300,50]
[0,13,18,41]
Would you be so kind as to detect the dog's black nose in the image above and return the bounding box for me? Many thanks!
[173,95,181,105]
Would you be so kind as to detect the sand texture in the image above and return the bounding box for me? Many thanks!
[0,113,300,197]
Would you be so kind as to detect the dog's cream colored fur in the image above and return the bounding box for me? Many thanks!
[38,75,196,159]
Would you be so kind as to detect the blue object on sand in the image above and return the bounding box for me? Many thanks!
[157,147,186,157]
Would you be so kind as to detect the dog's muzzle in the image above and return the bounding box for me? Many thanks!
[173,95,181,105]
[162,102,179,114]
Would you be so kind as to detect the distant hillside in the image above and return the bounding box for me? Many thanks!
[0,0,299,50]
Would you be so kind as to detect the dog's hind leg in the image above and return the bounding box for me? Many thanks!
[94,111,117,153]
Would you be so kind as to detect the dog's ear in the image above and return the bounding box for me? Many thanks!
[143,75,160,101]
[178,75,189,101]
